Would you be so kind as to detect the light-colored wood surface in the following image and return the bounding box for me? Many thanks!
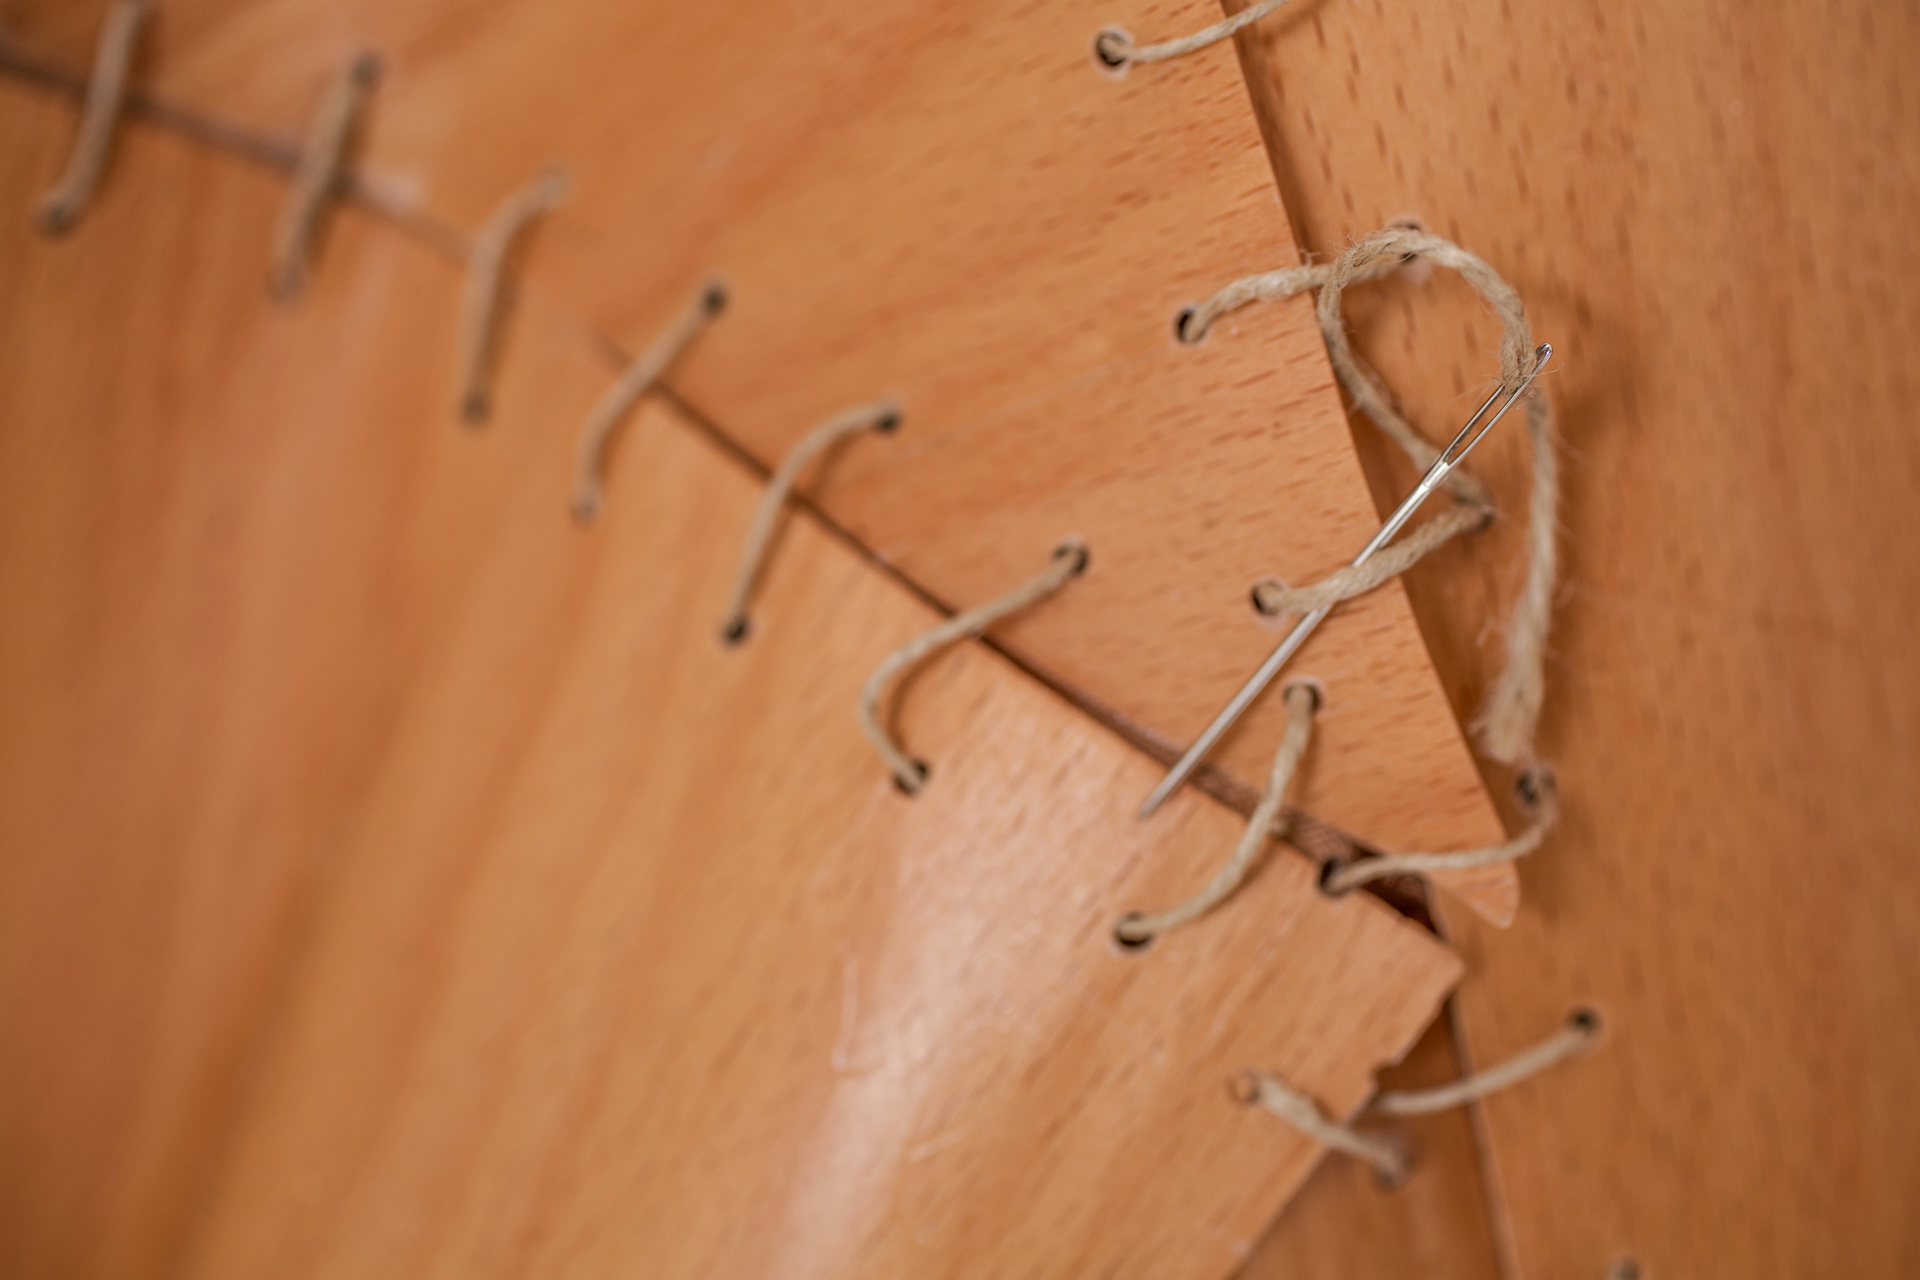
[0,82,510,1280]
[1229,0,1920,1275]
[0,88,1464,1279]
[0,0,1520,922]
[1241,1014,1504,1280]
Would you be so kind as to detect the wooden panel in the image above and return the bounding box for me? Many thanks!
[0,92,1463,1279]
[1232,0,1920,1275]
[0,0,1518,922]
[179,388,1459,1280]
[0,82,524,1280]
[1240,1015,1503,1280]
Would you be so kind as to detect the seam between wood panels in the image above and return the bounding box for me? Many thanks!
[1224,19,1524,1280]
[0,39,1434,916]
[3,31,1506,1277]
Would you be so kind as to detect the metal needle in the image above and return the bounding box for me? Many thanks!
[1138,343,1553,818]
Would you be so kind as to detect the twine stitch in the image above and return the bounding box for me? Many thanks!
[571,280,726,523]
[1094,0,1292,69]
[458,169,569,424]
[1244,1070,1408,1182]
[1184,226,1557,769]
[720,400,901,644]
[1245,1009,1600,1184]
[1324,770,1558,894]
[1251,502,1490,619]
[1116,682,1318,945]
[270,53,381,302]
[34,0,151,235]
[859,541,1088,795]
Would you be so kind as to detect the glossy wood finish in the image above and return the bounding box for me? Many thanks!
[0,91,1463,1279]
[0,0,1517,922]
[1242,1015,1504,1280]
[1231,0,1920,1275]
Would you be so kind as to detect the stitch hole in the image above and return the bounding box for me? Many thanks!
[1569,1006,1603,1037]
[1174,305,1204,345]
[702,282,729,315]
[892,759,931,797]
[1284,679,1324,713]
[1093,27,1131,69]
[1249,577,1285,617]
[1112,913,1154,952]
[1317,857,1354,899]
[1227,1071,1262,1106]
[1372,1146,1412,1191]
[1515,766,1555,807]
[720,616,750,647]
[1054,540,1091,575]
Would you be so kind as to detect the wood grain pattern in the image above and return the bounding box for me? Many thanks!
[0,0,1519,922]
[1241,1015,1503,1280]
[0,90,1464,1279]
[0,82,509,1280]
[1230,0,1920,1275]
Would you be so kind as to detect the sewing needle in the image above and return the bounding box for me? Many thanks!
[1138,343,1553,819]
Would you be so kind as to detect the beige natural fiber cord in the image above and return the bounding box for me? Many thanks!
[1093,0,1291,69]
[720,400,900,644]
[859,541,1088,794]
[34,0,152,235]
[1241,1072,1410,1185]
[1251,502,1490,620]
[270,53,381,302]
[458,169,569,424]
[1373,1008,1599,1116]
[1245,1009,1600,1183]
[571,280,726,523]
[1116,683,1318,945]
[1324,770,1559,894]
[1185,225,1559,769]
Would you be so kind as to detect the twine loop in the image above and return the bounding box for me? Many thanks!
[459,168,569,424]
[1116,681,1319,946]
[571,280,726,523]
[1322,768,1559,895]
[1243,1009,1601,1184]
[34,0,152,236]
[1092,0,1294,71]
[1184,225,1558,770]
[720,400,901,644]
[270,52,381,302]
[859,541,1088,795]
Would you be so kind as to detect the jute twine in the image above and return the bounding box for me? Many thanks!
[1116,682,1319,945]
[1244,1009,1600,1184]
[34,0,152,235]
[719,400,901,644]
[571,280,726,523]
[860,541,1088,795]
[458,169,569,424]
[270,53,381,302]
[1093,0,1293,70]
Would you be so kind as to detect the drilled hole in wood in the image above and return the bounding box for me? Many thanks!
[1316,858,1352,899]
[1092,27,1129,68]
[1175,305,1202,344]
[1112,913,1153,952]
[892,759,931,796]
